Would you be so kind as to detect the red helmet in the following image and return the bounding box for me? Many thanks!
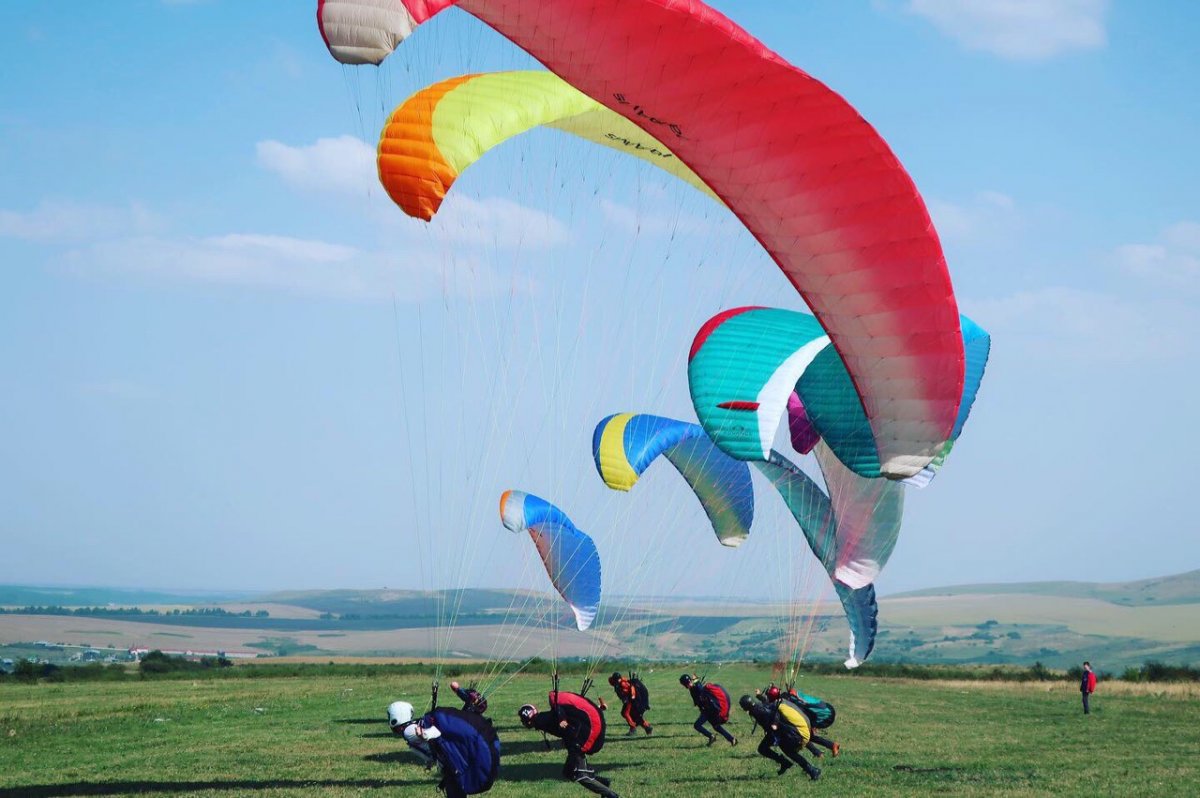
[765,685,781,702]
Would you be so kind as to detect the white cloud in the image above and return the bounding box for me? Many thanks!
[1115,221,1200,292]
[906,0,1107,61]
[927,191,1020,245]
[1164,221,1200,251]
[598,198,712,238]
[0,200,158,242]
[62,232,527,302]
[257,136,570,250]
[963,220,1200,364]
[965,286,1194,363]
[256,136,376,195]
[207,233,359,263]
[426,195,571,250]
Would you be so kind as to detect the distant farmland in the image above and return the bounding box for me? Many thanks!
[2,571,1198,669]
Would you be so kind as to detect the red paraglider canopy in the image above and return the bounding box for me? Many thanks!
[319,0,965,479]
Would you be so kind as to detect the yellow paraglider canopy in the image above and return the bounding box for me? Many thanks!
[377,71,719,221]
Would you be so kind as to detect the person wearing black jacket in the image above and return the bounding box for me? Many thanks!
[758,685,841,758]
[448,680,488,715]
[739,695,821,781]
[518,704,619,798]
[680,674,736,746]
[1080,662,1097,714]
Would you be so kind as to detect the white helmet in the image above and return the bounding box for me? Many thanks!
[387,701,414,734]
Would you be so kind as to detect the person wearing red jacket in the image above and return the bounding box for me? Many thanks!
[606,672,652,736]
[1080,662,1097,714]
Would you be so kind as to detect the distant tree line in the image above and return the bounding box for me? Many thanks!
[323,612,484,621]
[0,650,234,683]
[0,606,269,618]
[1119,661,1200,683]
[765,659,1200,683]
[3,656,1198,686]
[138,650,233,674]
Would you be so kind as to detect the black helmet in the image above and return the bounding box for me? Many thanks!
[739,694,756,711]
[608,672,622,685]
[679,673,693,687]
[517,704,538,728]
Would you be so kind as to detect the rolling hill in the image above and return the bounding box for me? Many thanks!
[3,569,1198,669]
[887,569,1200,607]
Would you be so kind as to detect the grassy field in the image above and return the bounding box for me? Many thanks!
[2,665,1198,797]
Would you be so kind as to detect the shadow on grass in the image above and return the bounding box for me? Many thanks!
[0,779,422,797]
[500,761,641,783]
[664,775,787,787]
[494,738,664,755]
[364,751,418,764]
[359,742,648,766]
[484,739,565,755]
[601,735,662,745]
[360,739,556,758]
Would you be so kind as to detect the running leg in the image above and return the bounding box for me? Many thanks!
[712,722,736,744]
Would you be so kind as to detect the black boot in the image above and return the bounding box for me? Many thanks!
[576,773,619,798]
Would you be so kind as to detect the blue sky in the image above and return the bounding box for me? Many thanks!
[2,1,1198,599]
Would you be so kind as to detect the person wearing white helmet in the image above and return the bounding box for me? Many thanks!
[387,701,434,767]
[411,706,502,797]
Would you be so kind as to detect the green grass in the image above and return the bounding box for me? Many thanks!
[244,638,323,655]
[1,665,1197,797]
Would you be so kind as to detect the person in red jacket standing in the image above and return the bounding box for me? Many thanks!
[606,673,652,736]
[1080,661,1097,714]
